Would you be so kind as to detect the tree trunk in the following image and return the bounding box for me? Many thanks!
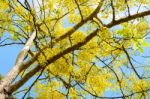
[0,92,15,99]
[0,31,36,98]
[0,93,5,99]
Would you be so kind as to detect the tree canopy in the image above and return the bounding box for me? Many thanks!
[0,0,150,98]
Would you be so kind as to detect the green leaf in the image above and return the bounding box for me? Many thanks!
[12,34,18,40]
[139,47,144,54]
[142,41,150,47]
[133,43,138,50]
[26,97,34,99]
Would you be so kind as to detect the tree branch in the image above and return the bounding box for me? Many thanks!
[106,9,150,28]
[122,46,141,79]
[8,29,99,93]
[74,0,84,21]
[15,0,104,75]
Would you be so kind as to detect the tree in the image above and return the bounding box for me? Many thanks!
[0,0,150,98]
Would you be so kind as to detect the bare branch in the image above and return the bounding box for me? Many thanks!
[106,9,150,28]
[125,0,130,16]
[111,0,115,21]
[122,46,142,79]
[74,0,84,21]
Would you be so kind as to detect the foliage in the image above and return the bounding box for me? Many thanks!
[0,0,150,98]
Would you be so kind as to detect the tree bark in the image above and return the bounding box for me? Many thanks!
[0,31,36,98]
